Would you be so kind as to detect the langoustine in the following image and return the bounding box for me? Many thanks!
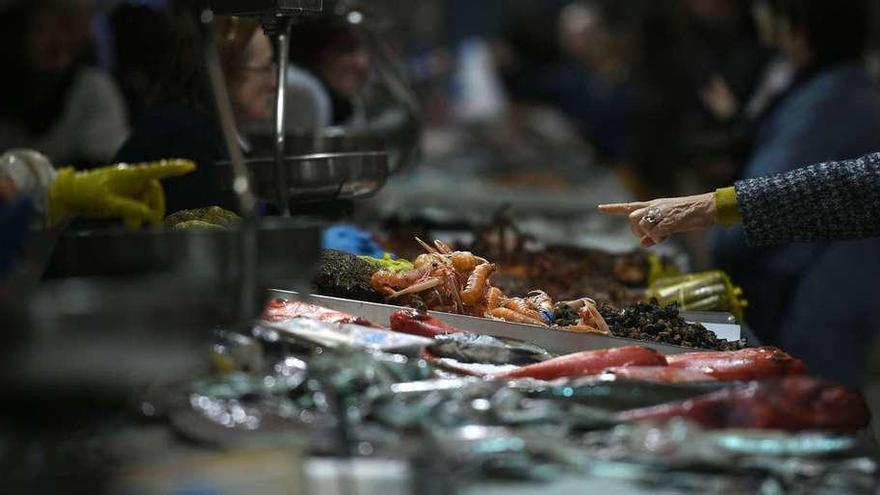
[487,307,547,327]
[461,262,495,306]
[371,263,437,297]
[372,238,611,333]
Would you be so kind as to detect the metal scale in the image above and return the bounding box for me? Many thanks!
[209,0,390,216]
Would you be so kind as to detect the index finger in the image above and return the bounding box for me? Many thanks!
[116,159,198,183]
[598,202,648,215]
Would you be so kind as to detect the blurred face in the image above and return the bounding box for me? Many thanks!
[318,31,370,98]
[234,29,276,123]
[559,4,625,79]
[560,4,599,64]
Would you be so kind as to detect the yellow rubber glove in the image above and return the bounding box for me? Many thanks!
[48,159,196,228]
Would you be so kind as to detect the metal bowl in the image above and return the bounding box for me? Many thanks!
[250,128,386,156]
[219,151,389,204]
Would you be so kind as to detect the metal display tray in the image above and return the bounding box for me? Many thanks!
[217,152,389,203]
[269,291,742,356]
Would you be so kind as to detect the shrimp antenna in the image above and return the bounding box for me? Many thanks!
[415,237,440,254]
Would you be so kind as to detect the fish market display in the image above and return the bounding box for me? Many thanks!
[314,241,737,351]
[370,238,612,334]
[617,377,870,433]
[319,239,735,351]
[168,299,876,492]
[498,347,668,381]
[666,347,807,381]
[382,217,669,307]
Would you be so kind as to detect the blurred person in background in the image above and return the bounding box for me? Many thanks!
[661,0,769,191]
[499,0,634,164]
[278,3,422,177]
[287,17,372,128]
[698,0,795,172]
[113,1,276,213]
[605,0,880,387]
[557,0,634,163]
[0,0,129,168]
[699,0,794,126]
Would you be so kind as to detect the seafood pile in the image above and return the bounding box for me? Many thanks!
[263,299,864,433]
[370,238,613,335]
[382,216,668,307]
[600,301,745,351]
[174,299,876,491]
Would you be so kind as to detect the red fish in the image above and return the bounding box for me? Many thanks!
[666,347,807,381]
[601,366,717,383]
[617,377,869,433]
[389,309,463,338]
[497,346,668,381]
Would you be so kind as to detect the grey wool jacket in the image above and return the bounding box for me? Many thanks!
[735,152,880,246]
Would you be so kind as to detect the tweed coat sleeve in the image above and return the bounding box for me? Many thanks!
[734,152,880,246]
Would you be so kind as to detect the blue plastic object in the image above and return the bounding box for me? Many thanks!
[322,225,385,258]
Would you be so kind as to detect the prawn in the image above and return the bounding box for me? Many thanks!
[415,237,441,255]
[433,264,465,313]
[415,237,488,272]
[414,253,450,269]
[527,290,554,312]
[387,277,443,299]
[371,264,435,296]
[486,287,505,311]
[467,303,488,318]
[450,251,479,272]
[564,297,611,335]
[503,298,544,322]
[460,262,495,306]
[487,307,547,327]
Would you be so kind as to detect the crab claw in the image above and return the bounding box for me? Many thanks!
[580,301,611,335]
[560,297,597,312]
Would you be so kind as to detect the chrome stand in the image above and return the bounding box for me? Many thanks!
[272,18,293,216]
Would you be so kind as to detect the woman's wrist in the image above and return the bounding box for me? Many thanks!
[714,186,742,227]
